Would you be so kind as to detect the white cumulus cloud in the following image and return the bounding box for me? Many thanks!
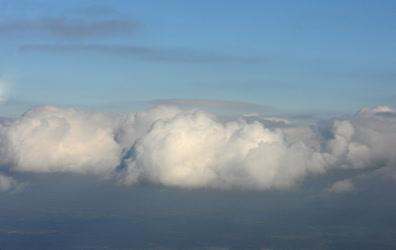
[0,105,395,190]
[0,106,124,175]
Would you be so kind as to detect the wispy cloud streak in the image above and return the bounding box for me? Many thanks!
[19,44,262,64]
[0,18,136,38]
[149,99,273,112]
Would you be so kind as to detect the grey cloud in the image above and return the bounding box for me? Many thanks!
[0,18,136,38]
[19,44,262,64]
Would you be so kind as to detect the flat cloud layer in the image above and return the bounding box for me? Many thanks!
[0,105,395,190]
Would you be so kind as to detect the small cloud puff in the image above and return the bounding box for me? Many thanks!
[358,105,396,117]
[328,179,354,193]
[0,174,17,192]
[0,78,9,103]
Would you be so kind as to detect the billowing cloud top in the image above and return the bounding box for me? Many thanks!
[0,105,395,191]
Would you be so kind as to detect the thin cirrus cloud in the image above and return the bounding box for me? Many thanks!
[18,44,263,64]
[0,104,395,191]
[0,18,136,38]
[149,98,274,112]
[2,14,262,64]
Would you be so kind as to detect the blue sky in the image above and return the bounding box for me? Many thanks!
[0,0,395,115]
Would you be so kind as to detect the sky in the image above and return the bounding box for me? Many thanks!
[0,0,395,115]
[1,1,396,249]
